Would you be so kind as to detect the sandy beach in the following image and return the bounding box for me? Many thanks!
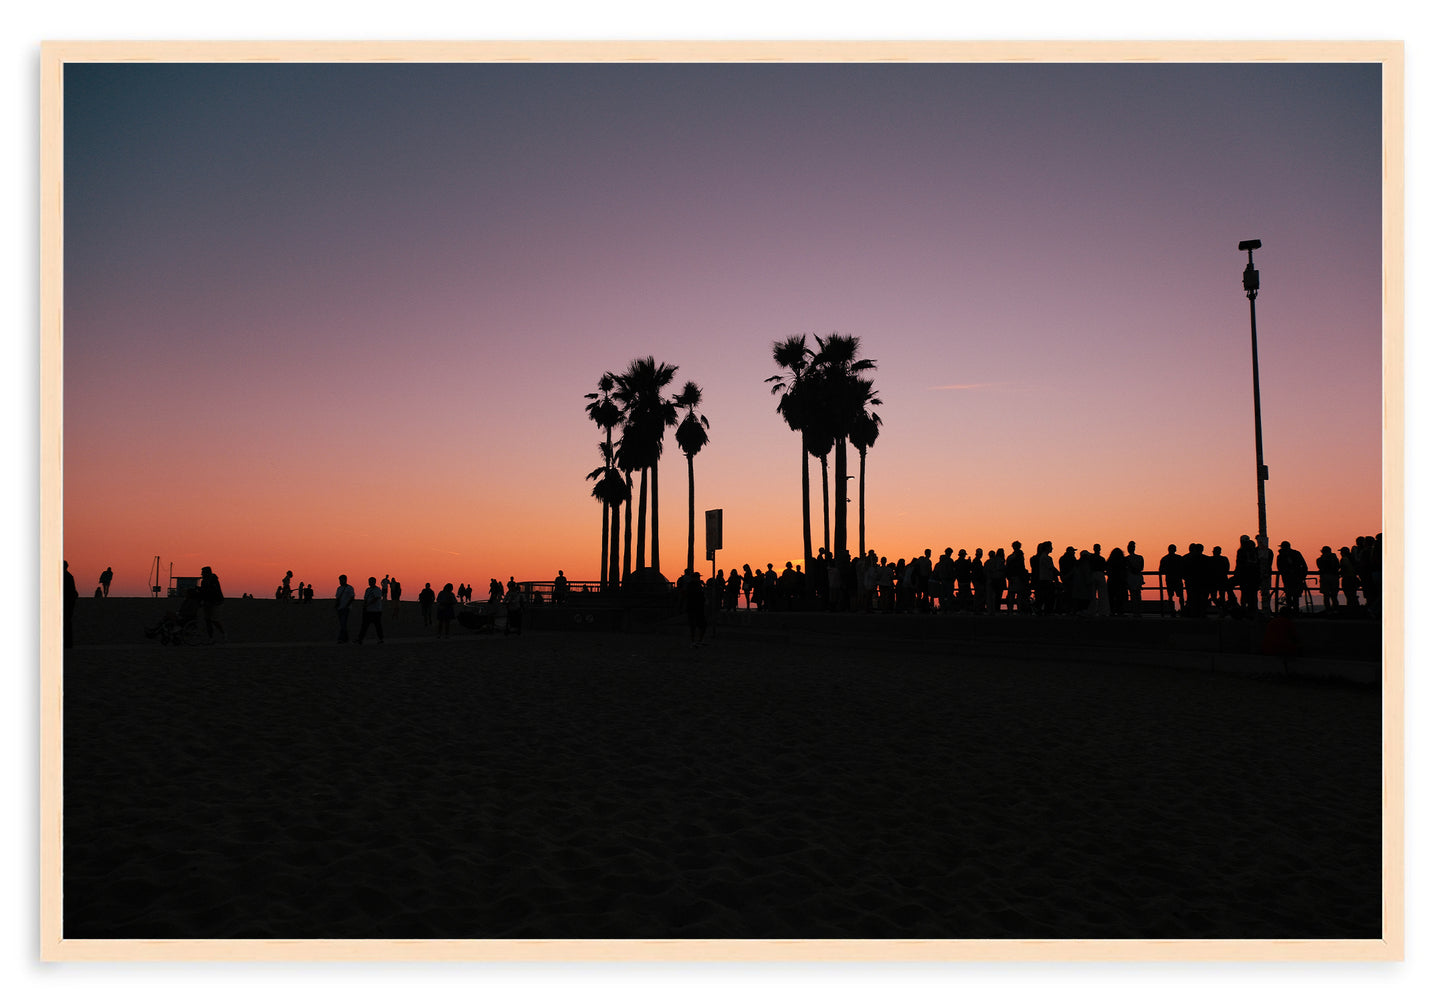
[61,600,1382,940]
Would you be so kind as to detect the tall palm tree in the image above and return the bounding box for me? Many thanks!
[613,356,679,574]
[847,378,883,560]
[672,381,710,574]
[584,376,623,586]
[767,335,816,563]
[587,444,630,590]
[805,410,833,567]
[615,426,647,583]
[810,333,875,566]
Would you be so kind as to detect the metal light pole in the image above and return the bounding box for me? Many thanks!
[1239,239,1270,605]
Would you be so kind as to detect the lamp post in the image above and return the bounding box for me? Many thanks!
[1239,239,1270,606]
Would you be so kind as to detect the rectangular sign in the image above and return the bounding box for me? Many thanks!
[704,508,722,558]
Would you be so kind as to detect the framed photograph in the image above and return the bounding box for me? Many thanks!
[39,40,1402,962]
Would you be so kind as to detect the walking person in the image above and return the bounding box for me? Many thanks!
[98,566,113,598]
[419,582,435,626]
[334,574,355,643]
[199,565,226,640]
[356,576,385,644]
[436,583,457,638]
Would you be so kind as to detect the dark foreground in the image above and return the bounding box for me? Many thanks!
[62,628,1382,940]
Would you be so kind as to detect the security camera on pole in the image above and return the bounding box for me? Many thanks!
[1239,239,1271,607]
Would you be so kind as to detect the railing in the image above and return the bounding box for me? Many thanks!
[496,568,1376,616]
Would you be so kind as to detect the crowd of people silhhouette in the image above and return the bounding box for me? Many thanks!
[671,532,1382,622]
[68,531,1379,651]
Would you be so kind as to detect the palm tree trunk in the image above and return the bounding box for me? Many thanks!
[834,436,848,565]
[800,439,812,564]
[819,454,831,563]
[623,473,634,582]
[686,454,696,573]
[609,502,623,588]
[857,446,867,559]
[599,503,608,588]
[635,466,649,572]
[650,460,661,572]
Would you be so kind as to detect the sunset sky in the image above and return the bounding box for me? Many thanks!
[62,60,1383,598]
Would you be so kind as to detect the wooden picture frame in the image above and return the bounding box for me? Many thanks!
[39,40,1403,962]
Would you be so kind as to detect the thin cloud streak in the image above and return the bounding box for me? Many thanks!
[927,382,1018,391]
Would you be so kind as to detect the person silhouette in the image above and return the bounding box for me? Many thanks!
[63,561,78,648]
[334,574,355,643]
[1004,542,1029,616]
[685,571,707,646]
[725,568,742,612]
[1058,546,1078,614]
[553,570,570,605]
[504,579,524,634]
[419,582,435,625]
[1234,535,1260,616]
[1316,546,1341,613]
[436,583,457,637]
[1032,541,1057,616]
[98,566,113,599]
[1105,547,1127,616]
[1340,544,1360,611]
[1160,545,1184,617]
[356,576,384,644]
[1256,534,1276,613]
[1125,542,1144,617]
[1181,544,1208,617]
[1278,541,1308,614]
[1210,546,1232,612]
[1088,544,1109,617]
[199,566,226,640]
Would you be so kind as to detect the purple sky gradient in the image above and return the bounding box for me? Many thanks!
[63,62,1382,596]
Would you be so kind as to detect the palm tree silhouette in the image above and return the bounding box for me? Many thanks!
[586,441,630,590]
[615,433,645,584]
[847,377,883,560]
[672,380,710,574]
[584,375,624,586]
[810,333,876,567]
[767,335,817,564]
[805,404,833,568]
[613,356,679,574]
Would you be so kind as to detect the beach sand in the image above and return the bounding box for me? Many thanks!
[61,602,1382,940]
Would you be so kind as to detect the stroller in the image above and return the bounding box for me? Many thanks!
[144,588,208,645]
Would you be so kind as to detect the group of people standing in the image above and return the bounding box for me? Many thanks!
[696,531,1383,620]
[332,573,529,643]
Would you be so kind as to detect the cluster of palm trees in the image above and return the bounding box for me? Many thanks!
[767,333,882,571]
[585,357,710,589]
